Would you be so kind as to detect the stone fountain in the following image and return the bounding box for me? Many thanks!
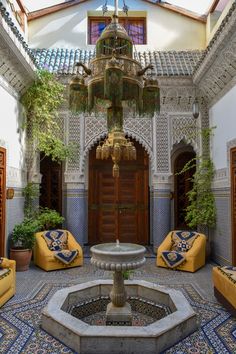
[41,241,199,354]
[90,240,146,325]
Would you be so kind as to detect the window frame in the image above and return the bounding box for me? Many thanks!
[88,16,147,45]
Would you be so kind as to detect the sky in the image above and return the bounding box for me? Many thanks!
[23,0,214,14]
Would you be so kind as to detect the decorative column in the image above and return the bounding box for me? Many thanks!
[64,179,87,245]
[151,175,171,251]
[151,112,171,251]
[64,111,87,245]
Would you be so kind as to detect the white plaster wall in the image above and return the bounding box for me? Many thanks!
[28,0,205,50]
[210,84,236,170]
[0,85,26,186]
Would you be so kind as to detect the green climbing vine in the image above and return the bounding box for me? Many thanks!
[21,70,75,174]
[177,127,216,230]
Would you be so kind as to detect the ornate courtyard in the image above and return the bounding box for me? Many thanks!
[1,255,236,354]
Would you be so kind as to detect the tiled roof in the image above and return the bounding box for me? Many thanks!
[34,48,204,76]
[0,1,37,65]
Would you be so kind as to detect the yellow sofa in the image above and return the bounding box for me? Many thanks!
[212,266,236,316]
[156,231,206,272]
[0,258,16,307]
[34,230,83,271]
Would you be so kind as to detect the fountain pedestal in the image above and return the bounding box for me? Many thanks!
[90,242,146,326]
[106,271,131,325]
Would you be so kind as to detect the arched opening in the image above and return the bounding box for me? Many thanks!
[174,149,196,230]
[40,154,62,213]
[88,138,149,244]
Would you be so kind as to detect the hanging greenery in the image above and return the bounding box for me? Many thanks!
[21,70,74,164]
[184,157,216,229]
[22,182,40,218]
[177,127,216,230]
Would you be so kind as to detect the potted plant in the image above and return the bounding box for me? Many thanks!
[36,208,65,231]
[10,218,39,271]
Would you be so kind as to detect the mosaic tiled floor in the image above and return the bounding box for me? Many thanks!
[0,259,236,354]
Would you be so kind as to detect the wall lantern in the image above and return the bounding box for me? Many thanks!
[192,85,199,119]
[6,188,14,199]
[192,97,199,119]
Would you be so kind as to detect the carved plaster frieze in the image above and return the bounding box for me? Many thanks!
[160,85,201,113]
[80,113,155,175]
[0,18,35,94]
[212,168,229,189]
[158,77,193,87]
[152,173,172,190]
[155,113,169,173]
[84,114,107,149]
[169,114,199,153]
[64,172,84,184]
[124,116,152,151]
[65,111,81,171]
[194,2,236,82]
[6,166,27,188]
[0,72,19,98]
[193,3,236,105]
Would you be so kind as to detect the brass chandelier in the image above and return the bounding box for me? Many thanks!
[69,1,160,177]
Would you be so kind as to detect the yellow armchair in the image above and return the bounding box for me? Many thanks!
[212,266,236,315]
[34,230,83,271]
[156,231,206,272]
[0,258,16,307]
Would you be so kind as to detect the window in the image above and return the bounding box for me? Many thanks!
[88,17,146,45]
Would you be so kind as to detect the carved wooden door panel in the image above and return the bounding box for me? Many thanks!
[231,148,236,265]
[40,156,62,213]
[89,140,149,244]
[0,148,6,257]
[174,151,196,229]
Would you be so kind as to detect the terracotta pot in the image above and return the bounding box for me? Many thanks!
[10,248,32,271]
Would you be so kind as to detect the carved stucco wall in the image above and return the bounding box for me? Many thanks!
[63,81,205,185]
[61,81,208,246]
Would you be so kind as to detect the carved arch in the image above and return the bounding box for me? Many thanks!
[81,129,154,175]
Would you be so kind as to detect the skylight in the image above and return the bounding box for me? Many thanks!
[23,0,214,15]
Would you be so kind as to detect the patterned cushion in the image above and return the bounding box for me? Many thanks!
[43,230,68,251]
[0,268,10,280]
[161,251,186,268]
[171,231,199,253]
[54,249,78,265]
[220,266,236,282]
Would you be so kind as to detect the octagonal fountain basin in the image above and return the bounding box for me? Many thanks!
[41,280,198,354]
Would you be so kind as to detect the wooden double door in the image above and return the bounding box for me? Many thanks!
[88,140,149,244]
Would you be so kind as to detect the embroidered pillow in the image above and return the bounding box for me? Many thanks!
[54,249,78,265]
[43,230,68,251]
[0,268,10,280]
[171,231,199,253]
[161,251,186,268]
[220,266,236,282]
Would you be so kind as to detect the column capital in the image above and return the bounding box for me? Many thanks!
[152,173,172,190]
